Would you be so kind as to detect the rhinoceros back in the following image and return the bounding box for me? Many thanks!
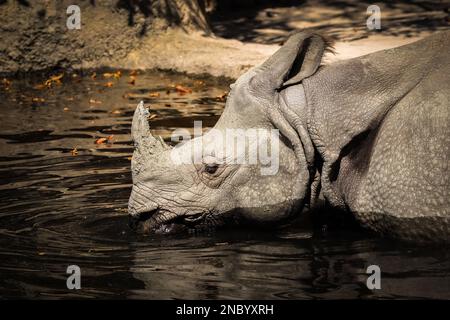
[303,31,450,242]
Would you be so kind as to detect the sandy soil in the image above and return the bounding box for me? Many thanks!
[1,0,448,79]
[211,0,449,66]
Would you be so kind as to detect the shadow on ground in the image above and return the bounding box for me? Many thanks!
[211,0,450,44]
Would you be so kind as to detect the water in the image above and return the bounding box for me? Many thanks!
[0,71,449,299]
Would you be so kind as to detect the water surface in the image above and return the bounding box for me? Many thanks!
[0,71,448,299]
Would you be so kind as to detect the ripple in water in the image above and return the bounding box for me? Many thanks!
[0,71,448,299]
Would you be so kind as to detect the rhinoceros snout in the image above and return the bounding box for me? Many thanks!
[128,207,158,231]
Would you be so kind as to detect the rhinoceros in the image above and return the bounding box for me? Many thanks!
[128,31,449,242]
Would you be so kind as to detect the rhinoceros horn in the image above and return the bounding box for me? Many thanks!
[131,101,170,156]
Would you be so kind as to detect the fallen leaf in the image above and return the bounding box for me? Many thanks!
[122,92,148,99]
[1,78,11,87]
[175,85,192,94]
[89,99,102,104]
[104,82,114,88]
[95,137,108,144]
[128,76,136,85]
[44,73,63,88]
[114,71,122,79]
[127,157,132,161]
[95,135,114,145]
[103,71,121,79]
[112,110,121,114]
[148,114,157,120]
[33,84,46,89]
[50,74,63,81]
[216,91,228,101]
[148,92,160,97]
[63,107,70,111]
[70,147,78,155]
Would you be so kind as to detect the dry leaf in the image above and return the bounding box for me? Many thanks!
[51,74,63,80]
[95,137,107,144]
[1,78,11,87]
[175,85,192,94]
[89,99,102,104]
[128,76,136,85]
[148,114,157,120]
[148,92,160,97]
[95,135,114,145]
[112,110,121,114]
[33,84,46,90]
[104,82,114,88]
[103,71,121,79]
[70,147,78,155]
[44,73,63,88]
[216,91,228,101]
[63,107,70,111]
[122,92,143,99]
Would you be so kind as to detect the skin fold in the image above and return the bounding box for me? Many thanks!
[128,30,449,242]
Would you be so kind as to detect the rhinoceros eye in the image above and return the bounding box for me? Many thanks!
[205,163,218,174]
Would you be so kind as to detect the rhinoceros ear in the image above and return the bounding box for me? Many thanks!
[255,32,329,90]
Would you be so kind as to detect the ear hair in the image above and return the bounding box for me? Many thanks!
[281,32,334,88]
[254,31,335,92]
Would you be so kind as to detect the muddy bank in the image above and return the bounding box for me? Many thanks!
[1,0,449,79]
[0,0,276,78]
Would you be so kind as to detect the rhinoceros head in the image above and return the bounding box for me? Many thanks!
[128,32,328,234]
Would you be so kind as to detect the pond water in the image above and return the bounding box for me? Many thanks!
[0,71,448,299]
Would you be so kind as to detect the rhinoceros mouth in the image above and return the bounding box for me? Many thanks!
[130,208,209,235]
[183,212,208,224]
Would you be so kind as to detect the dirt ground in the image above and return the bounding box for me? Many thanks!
[210,0,450,64]
[1,0,449,78]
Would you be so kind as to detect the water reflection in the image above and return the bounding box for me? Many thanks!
[0,71,448,299]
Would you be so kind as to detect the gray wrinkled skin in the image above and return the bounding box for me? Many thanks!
[128,31,449,242]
